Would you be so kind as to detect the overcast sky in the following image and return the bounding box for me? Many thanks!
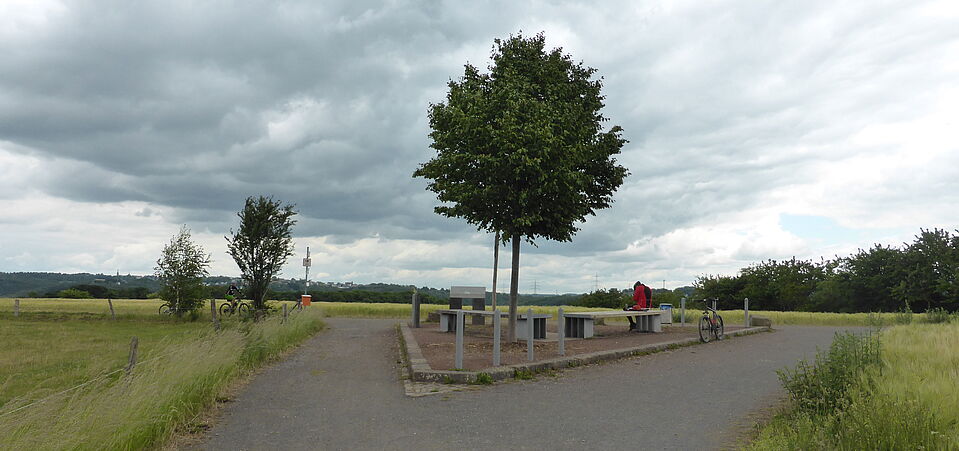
[1,0,957,293]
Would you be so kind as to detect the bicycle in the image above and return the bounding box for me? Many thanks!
[698,298,724,343]
[158,301,185,316]
[218,298,252,317]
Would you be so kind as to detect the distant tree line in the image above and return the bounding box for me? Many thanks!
[577,287,694,309]
[35,284,154,299]
[695,228,959,313]
[267,289,445,304]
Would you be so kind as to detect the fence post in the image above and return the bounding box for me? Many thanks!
[681,297,686,326]
[454,310,464,370]
[283,303,289,323]
[558,307,565,356]
[125,336,139,375]
[527,307,534,362]
[210,299,220,331]
[411,290,420,328]
[108,298,116,320]
[493,311,501,367]
[744,297,749,328]
[14,299,19,318]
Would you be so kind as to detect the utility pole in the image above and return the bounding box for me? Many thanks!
[532,280,538,295]
[593,274,599,292]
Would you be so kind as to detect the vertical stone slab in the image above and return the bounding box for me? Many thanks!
[472,298,485,325]
[526,308,534,362]
[455,310,464,369]
[558,307,565,356]
[493,312,501,367]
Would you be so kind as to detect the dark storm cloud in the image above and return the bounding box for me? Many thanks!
[2,0,958,275]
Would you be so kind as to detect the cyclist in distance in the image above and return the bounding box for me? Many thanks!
[625,280,652,330]
[225,283,241,304]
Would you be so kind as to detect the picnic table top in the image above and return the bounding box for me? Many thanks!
[436,309,551,318]
[564,310,665,319]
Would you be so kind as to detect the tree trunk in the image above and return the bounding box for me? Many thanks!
[508,234,520,342]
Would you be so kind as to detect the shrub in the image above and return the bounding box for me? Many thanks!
[578,289,628,309]
[57,288,93,299]
[513,369,534,380]
[777,331,881,415]
[473,373,493,385]
[894,305,914,325]
[925,307,951,324]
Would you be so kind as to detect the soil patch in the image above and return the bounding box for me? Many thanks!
[411,321,745,371]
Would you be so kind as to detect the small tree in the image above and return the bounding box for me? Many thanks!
[155,225,211,315]
[414,32,629,340]
[226,195,297,310]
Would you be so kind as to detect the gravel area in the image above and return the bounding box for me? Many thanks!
[411,320,745,370]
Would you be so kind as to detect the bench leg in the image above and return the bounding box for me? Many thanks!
[582,318,594,338]
[516,318,528,340]
[534,318,546,339]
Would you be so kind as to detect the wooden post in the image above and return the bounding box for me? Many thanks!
[681,297,686,326]
[558,307,565,356]
[411,290,420,328]
[108,298,116,320]
[13,299,19,318]
[283,303,288,323]
[125,336,139,375]
[210,299,220,331]
[744,297,750,328]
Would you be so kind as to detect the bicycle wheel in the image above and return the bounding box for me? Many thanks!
[713,315,724,340]
[218,302,233,316]
[158,303,171,315]
[237,302,252,317]
[699,316,711,343]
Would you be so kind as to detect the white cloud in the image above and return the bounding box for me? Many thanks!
[1,0,958,292]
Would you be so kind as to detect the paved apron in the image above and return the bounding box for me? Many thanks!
[192,318,852,450]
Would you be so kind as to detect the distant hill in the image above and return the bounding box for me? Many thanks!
[0,271,692,307]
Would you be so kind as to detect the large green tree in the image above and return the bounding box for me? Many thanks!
[155,225,212,315]
[414,33,628,340]
[226,196,297,310]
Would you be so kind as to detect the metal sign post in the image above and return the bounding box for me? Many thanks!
[302,246,311,295]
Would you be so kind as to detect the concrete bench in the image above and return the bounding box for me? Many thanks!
[436,309,551,339]
[563,310,663,338]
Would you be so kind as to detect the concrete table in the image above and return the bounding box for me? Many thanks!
[563,310,664,338]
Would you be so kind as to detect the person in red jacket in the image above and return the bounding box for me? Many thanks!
[625,281,652,330]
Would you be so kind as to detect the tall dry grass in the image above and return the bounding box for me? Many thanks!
[0,308,324,450]
[747,322,959,449]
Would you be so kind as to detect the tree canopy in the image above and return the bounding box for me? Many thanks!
[226,196,297,310]
[155,225,211,314]
[695,228,959,313]
[415,32,628,244]
[414,32,628,340]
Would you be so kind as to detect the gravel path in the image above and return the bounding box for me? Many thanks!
[190,318,853,450]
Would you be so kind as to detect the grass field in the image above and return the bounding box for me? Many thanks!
[314,300,924,327]
[747,322,959,449]
[2,297,931,327]
[0,298,324,450]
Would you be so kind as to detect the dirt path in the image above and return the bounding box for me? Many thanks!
[189,318,852,450]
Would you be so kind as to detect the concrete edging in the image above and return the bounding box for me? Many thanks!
[399,323,772,384]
